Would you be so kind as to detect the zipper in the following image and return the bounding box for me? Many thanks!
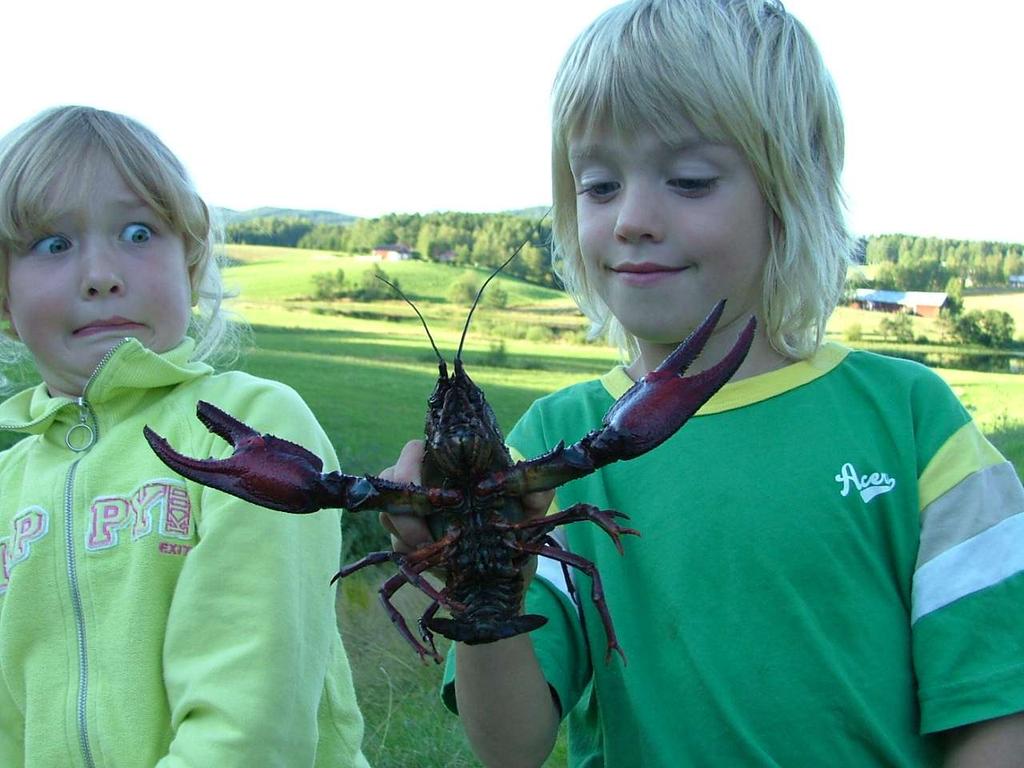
[65,398,96,452]
[81,338,129,400]
[63,342,122,768]
[65,459,96,768]
[63,337,125,450]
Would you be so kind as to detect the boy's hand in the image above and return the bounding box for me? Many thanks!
[377,439,555,575]
[378,440,433,553]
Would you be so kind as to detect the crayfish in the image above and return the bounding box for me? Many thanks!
[145,273,753,663]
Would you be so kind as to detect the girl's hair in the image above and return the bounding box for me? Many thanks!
[0,105,243,387]
[551,0,851,360]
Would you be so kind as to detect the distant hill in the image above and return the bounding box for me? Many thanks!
[504,205,552,221]
[216,205,552,227]
[216,207,357,226]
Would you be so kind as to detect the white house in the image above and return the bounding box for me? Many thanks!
[372,243,414,261]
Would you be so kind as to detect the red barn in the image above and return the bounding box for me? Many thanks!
[851,289,948,318]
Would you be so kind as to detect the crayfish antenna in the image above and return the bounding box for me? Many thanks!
[378,276,445,368]
[456,207,552,362]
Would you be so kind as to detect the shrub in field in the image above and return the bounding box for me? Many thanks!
[312,268,346,299]
[486,320,529,340]
[953,309,1016,348]
[878,313,915,344]
[480,340,509,367]
[526,325,555,343]
[310,265,400,302]
[445,272,510,308]
[448,274,480,304]
[844,323,863,342]
[355,265,396,301]
[483,283,508,309]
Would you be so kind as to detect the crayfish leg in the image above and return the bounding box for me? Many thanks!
[512,502,639,555]
[418,602,442,659]
[378,572,444,664]
[519,541,627,665]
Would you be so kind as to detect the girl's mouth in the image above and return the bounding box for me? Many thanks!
[74,317,144,336]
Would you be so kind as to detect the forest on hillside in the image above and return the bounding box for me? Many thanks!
[860,234,1023,292]
[225,212,1024,293]
[226,211,555,286]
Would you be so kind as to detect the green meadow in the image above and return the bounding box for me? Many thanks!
[225,245,1023,477]
[219,245,1023,766]
[224,247,609,766]
[0,243,1020,766]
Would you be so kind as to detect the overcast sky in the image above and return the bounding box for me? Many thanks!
[3,0,1021,243]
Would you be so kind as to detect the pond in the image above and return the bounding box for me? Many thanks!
[873,349,1024,375]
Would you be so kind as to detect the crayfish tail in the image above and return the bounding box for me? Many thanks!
[427,613,548,644]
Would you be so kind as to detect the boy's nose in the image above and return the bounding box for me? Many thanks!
[613,189,663,244]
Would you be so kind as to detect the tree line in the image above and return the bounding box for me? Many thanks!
[227,216,1022,348]
[226,211,555,287]
[859,234,1023,291]
[227,215,1023,295]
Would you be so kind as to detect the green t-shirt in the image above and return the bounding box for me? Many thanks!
[443,343,1024,767]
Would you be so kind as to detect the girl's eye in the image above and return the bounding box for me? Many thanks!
[669,178,716,194]
[577,181,620,200]
[30,235,72,255]
[121,223,153,244]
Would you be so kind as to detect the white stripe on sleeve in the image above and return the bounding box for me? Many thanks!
[912,512,1024,623]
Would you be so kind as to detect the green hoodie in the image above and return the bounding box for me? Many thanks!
[0,339,369,767]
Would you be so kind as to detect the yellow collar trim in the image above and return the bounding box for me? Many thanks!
[599,342,850,414]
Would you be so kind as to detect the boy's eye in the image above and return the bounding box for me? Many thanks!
[577,181,620,199]
[121,223,153,243]
[669,178,716,194]
[30,235,72,255]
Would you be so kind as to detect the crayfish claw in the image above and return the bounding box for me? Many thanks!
[590,301,755,463]
[647,297,728,382]
[194,400,326,472]
[144,401,333,513]
[142,426,240,484]
[491,302,755,499]
[194,399,259,446]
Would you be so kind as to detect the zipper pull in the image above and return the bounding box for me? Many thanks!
[66,397,96,452]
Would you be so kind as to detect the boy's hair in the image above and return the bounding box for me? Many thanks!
[551,0,851,360]
[0,105,242,387]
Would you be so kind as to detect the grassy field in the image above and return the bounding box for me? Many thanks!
[218,249,608,765]
[225,244,570,308]
[214,247,1023,766]
[202,243,581,763]
[963,287,1024,335]
[2,244,1020,766]
[230,301,1024,767]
